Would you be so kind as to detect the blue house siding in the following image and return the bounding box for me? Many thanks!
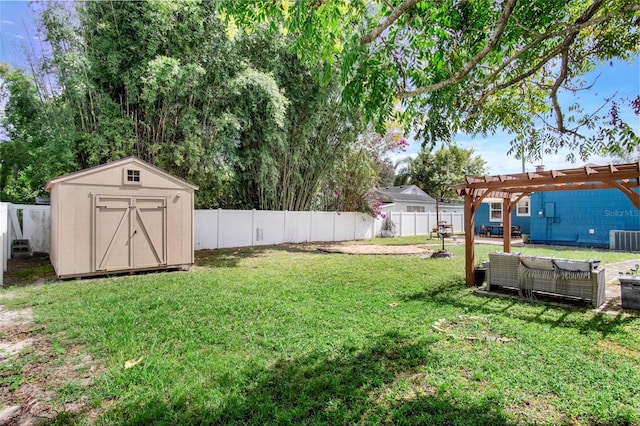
[475,203,531,235]
[529,189,640,248]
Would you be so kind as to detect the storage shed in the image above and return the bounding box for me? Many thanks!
[45,157,198,279]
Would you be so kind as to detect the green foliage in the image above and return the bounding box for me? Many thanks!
[223,0,640,159]
[220,27,373,211]
[405,144,487,202]
[0,65,78,202]
[1,1,385,210]
[317,127,409,214]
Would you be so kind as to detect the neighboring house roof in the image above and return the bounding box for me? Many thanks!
[373,185,436,204]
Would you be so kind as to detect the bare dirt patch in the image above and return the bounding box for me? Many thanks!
[0,302,102,425]
[318,244,434,256]
[597,339,640,357]
[503,395,574,425]
[0,306,33,329]
[2,256,56,287]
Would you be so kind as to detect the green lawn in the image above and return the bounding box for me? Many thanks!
[2,240,640,425]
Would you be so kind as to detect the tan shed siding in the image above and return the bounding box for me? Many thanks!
[48,158,197,278]
[190,192,195,263]
[167,193,179,265]
[185,192,194,263]
[64,164,187,190]
[59,184,78,275]
[166,190,185,266]
[74,185,93,274]
[49,185,60,275]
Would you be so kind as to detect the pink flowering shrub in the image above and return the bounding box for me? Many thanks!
[317,127,408,216]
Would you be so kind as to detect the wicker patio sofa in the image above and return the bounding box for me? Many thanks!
[487,252,605,307]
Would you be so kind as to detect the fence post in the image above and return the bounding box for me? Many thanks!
[217,208,222,249]
[9,206,23,242]
[0,203,5,286]
[252,209,256,246]
[283,210,288,243]
[0,231,3,286]
[353,213,357,240]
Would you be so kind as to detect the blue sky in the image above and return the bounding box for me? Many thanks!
[1,1,40,68]
[2,1,639,174]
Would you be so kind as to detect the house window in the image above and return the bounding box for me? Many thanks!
[406,206,425,213]
[124,169,141,185]
[489,202,503,222]
[516,199,530,216]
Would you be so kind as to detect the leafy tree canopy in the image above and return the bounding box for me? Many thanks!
[222,0,640,160]
[1,1,404,212]
[397,144,487,202]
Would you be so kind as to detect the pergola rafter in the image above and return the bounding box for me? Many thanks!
[454,162,640,286]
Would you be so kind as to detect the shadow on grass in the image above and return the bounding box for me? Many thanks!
[195,244,322,269]
[99,332,511,425]
[3,255,56,287]
[399,278,638,337]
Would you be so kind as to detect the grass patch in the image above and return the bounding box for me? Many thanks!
[2,240,640,425]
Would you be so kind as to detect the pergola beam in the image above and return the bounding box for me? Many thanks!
[459,163,640,192]
[604,179,640,209]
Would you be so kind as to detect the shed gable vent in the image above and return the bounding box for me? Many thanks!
[610,230,640,252]
[124,168,141,185]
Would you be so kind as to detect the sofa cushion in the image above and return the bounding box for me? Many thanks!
[520,257,554,271]
[553,259,592,272]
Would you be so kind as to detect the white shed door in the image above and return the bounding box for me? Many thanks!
[94,195,167,272]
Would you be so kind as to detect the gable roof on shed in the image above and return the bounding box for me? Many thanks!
[45,156,199,192]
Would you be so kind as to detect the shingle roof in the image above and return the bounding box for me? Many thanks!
[373,185,436,203]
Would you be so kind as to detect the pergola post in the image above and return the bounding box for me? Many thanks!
[464,193,475,286]
[454,161,640,288]
[502,197,512,253]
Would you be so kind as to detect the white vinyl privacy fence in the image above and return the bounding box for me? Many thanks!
[0,204,464,283]
[0,203,7,286]
[1,203,51,286]
[377,211,464,237]
[193,210,376,250]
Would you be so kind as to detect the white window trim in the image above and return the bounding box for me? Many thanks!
[123,168,142,186]
[516,199,530,217]
[489,202,503,222]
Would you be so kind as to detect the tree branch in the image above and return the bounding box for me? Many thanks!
[480,0,635,88]
[474,42,569,107]
[474,0,630,135]
[360,0,422,45]
[549,50,573,134]
[546,0,606,135]
[396,0,518,98]
[398,0,638,102]
[381,0,395,12]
